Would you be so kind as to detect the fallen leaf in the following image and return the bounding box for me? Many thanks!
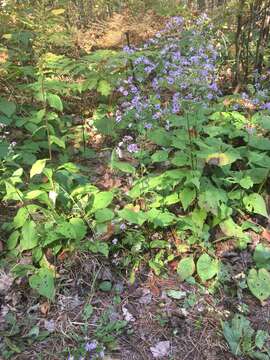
[150,341,170,358]
[99,222,115,241]
[262,229,270,242]
[122,306,135,322]
[40,301,50,316]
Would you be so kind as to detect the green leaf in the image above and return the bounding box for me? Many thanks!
[149,240,169,249]
[50,135,65,149]
[148,128,171,147]
[0,140,9,159]
[95,208,114,223]
[30,159,47,178]
[243,193,268,218]
[166,290,186,299]
[118,208,146,226]
[7,230,20,250]
[0,97,16,117]
[220,217,250,248]
[97,80,111,96]
[254,244,270,270]
[86,241,109,257]
[151,150,168,163]
[56,221,76,239]
[82,304,93,321]
[90,191,114,213]
[20,220,38,251]
[99,280,112,292]
[255,330,269,350]
[47,93,63,111]
[239,176,253,189]
[112,161,135,173]
[247,268,270,301]
[29,268,55,300]
[223,314,252,356]
[249,136,270,150]
[180,187,196,211]
[197,253,219,282]
[177,256,195,281]
[171,152,189,167]
[69,218,87,241]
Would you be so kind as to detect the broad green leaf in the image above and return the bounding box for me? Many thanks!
[97,80,111,96]
[255,330,269,350]
[197,253,219,282]
[254,244,270,270]
[148,128,171,147]
[30,159,47,178]
[0,140,9,159]
[20,220,38,251]
[146,208,176,227]
[247,268,270,301]
[239,176,253,189]
[177,256,195,281]
[3,182,23,201]
[25,190,47,200]
[151,150,168,163]
[56,221,76,239]
[0,97,16,117]
[47,93,63,111]
[95,208,114,223]
[90,191,114,213]
[29,268,55,300]
[50,135,65,149]
[112,161,135,173]
[180,187,196,211]
[243,193,268,218]
[220,217,250,249]
[86,241,109,257]
[69,218,87,241]
[7,230,20,250]
[249,136,270,150]
[223,314,253,356]
[171,152,189,167]
[118,208,146,226]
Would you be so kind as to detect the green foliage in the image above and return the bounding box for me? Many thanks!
[223,314,270,358]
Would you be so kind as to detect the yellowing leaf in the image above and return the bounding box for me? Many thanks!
[206,152,237,166]
[51,8,65,15]
[30,159,47,178]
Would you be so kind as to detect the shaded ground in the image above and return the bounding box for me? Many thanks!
[1,248,269,360]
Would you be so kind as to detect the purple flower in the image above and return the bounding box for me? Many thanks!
[85,341,98,352]
[261,102,270,111]
[144,123,153,129]
[167,77,174,85]
[127,143,139,153]
[120,223,126,231]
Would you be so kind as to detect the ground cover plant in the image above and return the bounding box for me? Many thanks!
[0,1,270,359]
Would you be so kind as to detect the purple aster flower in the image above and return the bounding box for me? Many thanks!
[167,77,175,85]
[123,46,134,54]
[127,143,139,153]
[120,223,126,230]
[261,102,270,111]
[144,123,153,129]
[85,341,98,352]
[153,111,162,119]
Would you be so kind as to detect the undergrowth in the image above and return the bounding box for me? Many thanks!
[0,4,270,360]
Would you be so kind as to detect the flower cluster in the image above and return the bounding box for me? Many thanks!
[115,15,220,131]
